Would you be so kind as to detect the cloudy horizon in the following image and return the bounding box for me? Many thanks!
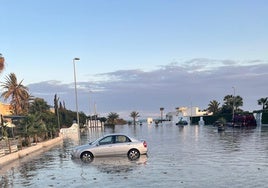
[27,58,268,120]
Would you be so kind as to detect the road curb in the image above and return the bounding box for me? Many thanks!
[0,136,63,166]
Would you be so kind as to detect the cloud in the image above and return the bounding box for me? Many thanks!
[27,59,268,119]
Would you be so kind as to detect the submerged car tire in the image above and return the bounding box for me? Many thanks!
[80,151,94,163]
[128,149,140,160]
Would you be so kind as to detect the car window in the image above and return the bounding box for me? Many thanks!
[115,135,131,143]
[99,136,114,145]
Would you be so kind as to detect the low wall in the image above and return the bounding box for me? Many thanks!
[0,136,63,166]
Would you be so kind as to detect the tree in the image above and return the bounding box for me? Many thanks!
[29,98,50,114]
[130,111,140,125]
[19,113,48,145]
[54,94,59,116]
[234,95,243,111]
[0,53,5,73]
[54,94,61,129]
[28,98,57,139]
[99,117,107,124]
[223,95,234,108]
[223,95,243,113]
[258,97,268,110]
[207,100,220,114]
[1,73,30,114]
[107,112,119,125]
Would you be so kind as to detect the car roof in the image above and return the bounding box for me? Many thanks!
[96,133,140,142]
[102,133,138,140]
[103,133,129,137]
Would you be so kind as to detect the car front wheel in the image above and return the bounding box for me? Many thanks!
[80,151,94,163]
[128,149,140,160]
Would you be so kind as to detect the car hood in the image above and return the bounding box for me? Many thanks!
[74,143,94,151]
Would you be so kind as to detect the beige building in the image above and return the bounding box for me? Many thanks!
[0,102,12,116]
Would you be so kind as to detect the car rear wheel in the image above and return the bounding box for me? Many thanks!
[128,149,140,160]
[80,151,94,163]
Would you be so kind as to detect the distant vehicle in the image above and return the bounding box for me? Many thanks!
[176,118,188,126]
[214,120,225,132]
[71,133,148,162]
[231,114,257,128]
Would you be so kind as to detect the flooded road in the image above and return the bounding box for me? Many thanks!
[1,124,268,187]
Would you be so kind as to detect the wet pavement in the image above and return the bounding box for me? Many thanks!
[1,123,268,187]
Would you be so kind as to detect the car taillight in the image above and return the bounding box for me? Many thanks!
[143,141,147,148]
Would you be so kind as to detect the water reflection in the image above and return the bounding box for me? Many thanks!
[73,155,147,174]
[217,127,257,152]
[1,124,268,187]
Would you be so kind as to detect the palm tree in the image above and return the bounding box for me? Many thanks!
[21,114,47,145]
[130,111,140,125]
[223,95,233,107]
[0,53,5,73]
[29,98,57,139]
[258,97,268,110]
[107,112,119,125]
[1,73,30,115]
[160,107,164,122]
[29,98,50,114]
[234,95,243,111]
[223,95,243,113]
[207,100,220,114]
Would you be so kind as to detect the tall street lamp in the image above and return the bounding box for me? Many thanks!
[73,57,80,125]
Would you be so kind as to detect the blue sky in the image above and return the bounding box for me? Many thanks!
[1,0,268,120]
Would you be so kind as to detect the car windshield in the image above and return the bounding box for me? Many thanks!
[88,138,99,145]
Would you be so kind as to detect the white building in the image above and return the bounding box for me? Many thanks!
[166,106,212,125]
[86,119,103,128]
[147,118,153,124]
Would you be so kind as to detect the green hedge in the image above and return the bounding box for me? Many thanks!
[192,112,267,125]
[192,114,232,125]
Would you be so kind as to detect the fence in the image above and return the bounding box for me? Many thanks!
[0,138,19,157]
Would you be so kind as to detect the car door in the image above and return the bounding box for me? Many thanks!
[93,135,115,156]
[112,135,132,155]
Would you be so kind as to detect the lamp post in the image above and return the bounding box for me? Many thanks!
[88,90,93,127]
[73,57,80,126]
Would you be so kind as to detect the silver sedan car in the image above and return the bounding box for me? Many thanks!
[71,133,148,162]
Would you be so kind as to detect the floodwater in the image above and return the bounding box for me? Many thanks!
[1,123,268,188]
